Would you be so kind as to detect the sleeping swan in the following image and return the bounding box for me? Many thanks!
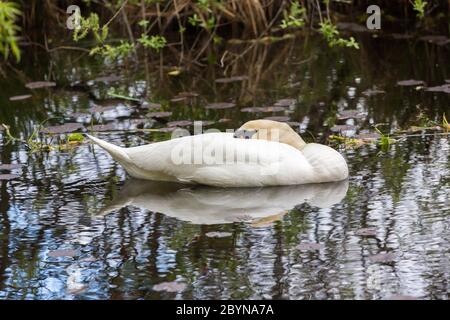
[87,119,348,187]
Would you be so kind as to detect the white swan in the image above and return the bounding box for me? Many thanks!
[87,120,348,187]
[99,179,349,224]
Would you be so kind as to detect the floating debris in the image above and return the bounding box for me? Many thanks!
[170,96,188,103]
[48,249,78,257]
[25,81,56,89]
[274,98,296,107]
[0,174,19,180]
[215,76,249,83]
[337,110,366,120]
[362,88,385,97]
[205,231,232,238]
[9,94,32,101]
[141,102,162,110]
[397,79,425,87]
[355,228,377,237]
[167,120,192,127]
[90,123,117,132]
[264,116,290,122]
[0,163,21,170]
[147,111,173,118]
[330,124,357,133]
[42,123,84,134]
[205,102,236,110]
[368,252,396,263]
[425,84,450,93]
[177,91,199,98]
[153,281,187,292]
[296,243,323,251]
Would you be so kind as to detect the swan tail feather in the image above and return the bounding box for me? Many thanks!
[86,134,131,164]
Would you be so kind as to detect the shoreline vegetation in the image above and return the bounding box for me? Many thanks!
[0,0,449,66]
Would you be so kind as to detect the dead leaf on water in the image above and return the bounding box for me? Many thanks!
[0,174,19,180]
[153,281,186,292]
[42,123,84,134]
[0,163,21,170]
[397,79,425,87]
[147,111,173,118]
[9,94,32,101]
[362,88,385,97]
[205,102,236,110]
[25,81,56,89]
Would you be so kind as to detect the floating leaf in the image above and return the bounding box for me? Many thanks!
[42,123,84,134]
[205,102,236,110]
[141,102,162,110]
[48,249,78,257]
[362,88,385,97]
[355,228,377,237]
[168,69,181,76]
[264,116,290,122]
[153,281,186,292]
[397,79,425,87]
[273,98,297,107]
[170,96,188,102]
[167,120,192,127]
[368,252,396,263]
[215,76,249,83]
[177,91,199,97]
[0,163,21,170]
[296,243,323,251]
[205,231,232,238]
[67,133,84,142]
[90,123,117,132]
[425,84,450,93]
[9,94,32,101]
[337,110,366,120]
[25,81,56,89]
[147,111,172,118]
[0,174,19,180]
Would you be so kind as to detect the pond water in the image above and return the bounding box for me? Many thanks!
[0,33,448,299]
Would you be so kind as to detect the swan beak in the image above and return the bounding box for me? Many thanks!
[233,129,257,139]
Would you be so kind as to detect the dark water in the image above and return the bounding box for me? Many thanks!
[0,34,449,299]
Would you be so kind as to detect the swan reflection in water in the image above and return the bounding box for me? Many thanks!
[99,179,349,225]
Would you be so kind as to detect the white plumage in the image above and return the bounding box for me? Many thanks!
[87,126,348,187]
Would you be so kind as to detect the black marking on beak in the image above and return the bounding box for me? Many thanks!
[233,129,257,139]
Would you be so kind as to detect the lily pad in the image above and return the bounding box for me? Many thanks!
[141,102,162,110]
[215,76,249,83]
[42,123,84,134]
[355,228,377,237]
[170,96,188,102]
[425,84,450,93]
[241,107,264,113]
[337,110,366,120]
[274,98,296,107]
[264,116,290,122]
[205,102,236,110]
[205,231,232,238]
[368,252,396,263]
[397,79,425,87]
[90,123,117,132]
[0,163,21,170]
[153,281,187,293]
[296,243,323,251]
[147,111,172,118]
[176,91,199,97]
[362,88,385,97]
[0,174,19,180]
[48,249,78,257]
[9,94,32,101]
[167,120,192,127]
[25,81,56,89]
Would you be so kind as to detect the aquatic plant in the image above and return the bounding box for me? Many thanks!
[0,1,21,62]
[412,0,427,19]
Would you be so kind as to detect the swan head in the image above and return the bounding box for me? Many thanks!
[235,119,306,150]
